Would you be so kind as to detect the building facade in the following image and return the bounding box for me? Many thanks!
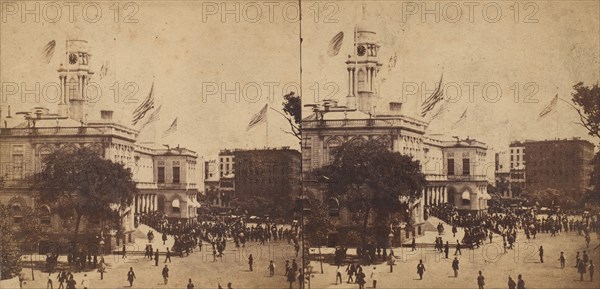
[524,138,595,195]
[0,39,202,250]
[302,23,490,245]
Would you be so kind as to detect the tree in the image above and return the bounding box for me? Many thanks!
[571,82,600,206]
[0,205,48,280]
[316,139,426,249]
[302,198,333,274]
[32,148,137,249]
[571,82,600,139]
[278,92,301,140]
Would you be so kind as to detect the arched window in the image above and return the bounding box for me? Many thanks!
[461,191,471,206]
[327,197,340,217]
[171,199,181,214]
[12,203,23,223]
[39,205,51,225]
[357,70,366,91]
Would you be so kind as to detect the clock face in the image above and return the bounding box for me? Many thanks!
[357,45,366,56]
[69,53,78,64]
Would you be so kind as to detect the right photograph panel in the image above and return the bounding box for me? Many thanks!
[300,1,600,288]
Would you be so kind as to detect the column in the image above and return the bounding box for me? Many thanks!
[351,69,355,96]
[347,68,352,95]
[154,195,158,212]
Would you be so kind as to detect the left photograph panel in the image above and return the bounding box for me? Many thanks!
[0,1,303,288]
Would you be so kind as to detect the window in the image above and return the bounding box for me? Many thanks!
[357,70,366,91]
[462,158,470,175]
[447,159,455,175]
[12,204,22,223]
[12,154,23,180]
[40,206,51,225]
[173,167,180,183]
[171,199,180,213]
[328,198,340,217]
[461,191,471,206]
[157,167,165,183]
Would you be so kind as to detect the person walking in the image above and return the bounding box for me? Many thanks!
[370,267,378,289]
[589,260,595,282]
[538,246,544,263]
[162,265,169,285]
[165,248,172,263]
[387,255,395,272]
[508,276,516,289]
[286,266,296,289]
[455,240,462,256]
[355,268,366,289]
[477,271,485,289]
[268,260,275,277]
[517,274,525,289]
[559,252,566,268]
[66,275,76,289]
[81,274,89,289]
[127,267,136,287]
[346,263,355,283]
[444,241,449,259]
[155,249,159,266]
[452,225,457,237]
[411,238,417,251]
[416,260,425,280]
[57,271,66,289]
[335,266,343,284]
[248,254,253,271]
[187,278,194,289]
[578,258,587,281]
[47,273,54,289]
[122,244,127,259]
[452,257,459,277]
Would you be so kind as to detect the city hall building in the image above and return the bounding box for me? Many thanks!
[0,40,202,250]
[302,23,490,245]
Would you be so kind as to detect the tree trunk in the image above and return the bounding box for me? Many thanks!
[361,207,371,254]
[73,213,82,254]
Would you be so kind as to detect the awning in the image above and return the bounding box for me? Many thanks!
[461,191,470,200]
[172,199,180,208]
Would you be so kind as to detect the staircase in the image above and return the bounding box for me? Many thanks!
[128,224,176,253]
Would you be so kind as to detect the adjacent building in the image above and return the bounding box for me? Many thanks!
[524,138,595,195]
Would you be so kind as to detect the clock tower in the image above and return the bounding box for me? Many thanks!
[57,40,94,122]
[345,24,383,113]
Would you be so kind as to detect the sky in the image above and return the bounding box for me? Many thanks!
[0,1,302,159]
[300,0,600,152]
[1,0,599,160]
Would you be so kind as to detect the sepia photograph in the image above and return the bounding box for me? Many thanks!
[0,1,599,289]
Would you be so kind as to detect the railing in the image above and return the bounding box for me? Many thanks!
[425,174,447,181]
[303,117,426,131]
[135,182,158,189]
[0,125,137,140]
[446,175,487,182]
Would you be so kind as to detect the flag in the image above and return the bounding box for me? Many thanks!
[132,83,155,125]
[162,118,177,138]
[451,109,467,129]
[247,104,268,131]
[43,40,56,64]
[421,74,444,117]
[538,94,558,118]
[139,105,161,130]
[429,99,449,121]
[327,32,344,57]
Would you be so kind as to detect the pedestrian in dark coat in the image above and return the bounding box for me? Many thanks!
[155,249,159,266]
[578,259,587,281]
[477,271,485,289]
[444,242,449,259]
[127,267,136,287]
[452,257,459,277]
[508,276,516,289]
[416,260,425,280]
[517,274,525,289]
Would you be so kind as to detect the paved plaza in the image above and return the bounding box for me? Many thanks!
[20,239,298,289]
[309,230,600,289]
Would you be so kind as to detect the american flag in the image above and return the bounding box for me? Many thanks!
[132,83,155,125]
[246,104,268,131]
[421,75,444,118]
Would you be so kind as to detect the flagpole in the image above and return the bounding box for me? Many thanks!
[266,103,269,148]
